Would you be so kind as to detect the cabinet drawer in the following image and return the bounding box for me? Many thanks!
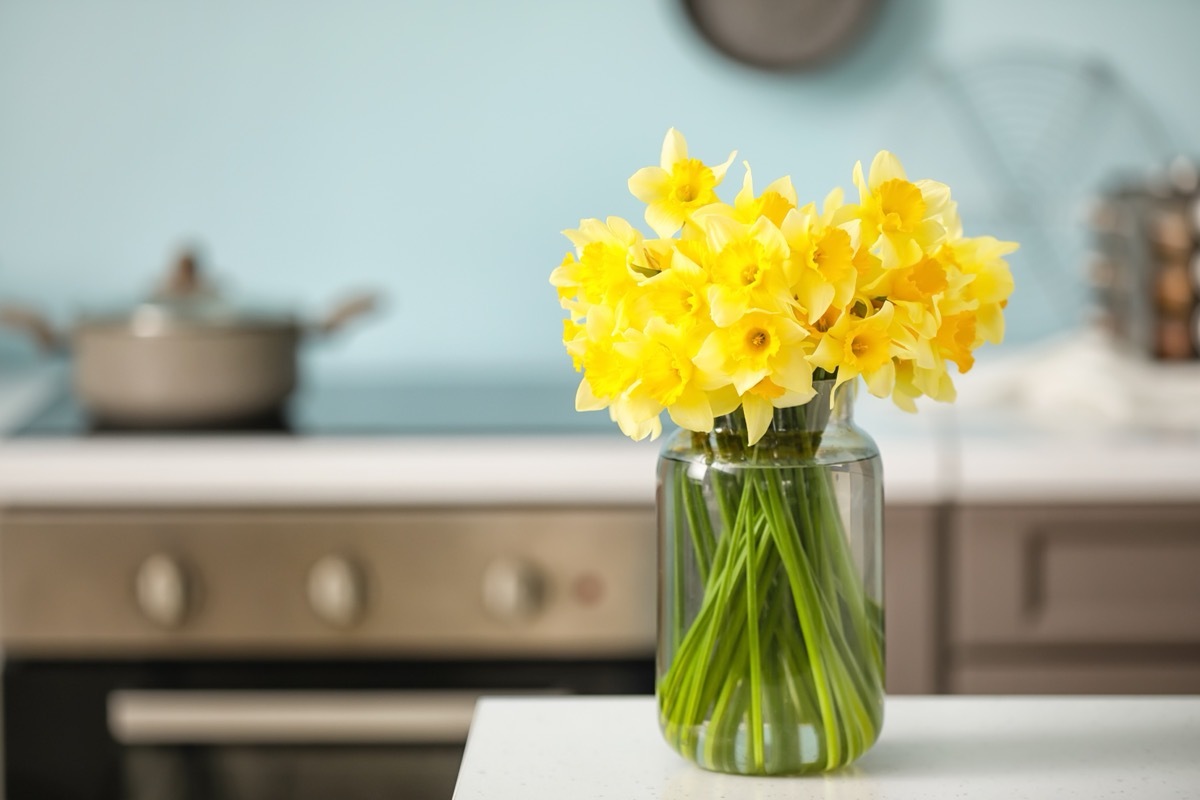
[950,661,1200,694]
[951,505,1200,646]
[883,505,940,694]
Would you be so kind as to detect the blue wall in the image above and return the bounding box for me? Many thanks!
[0,0,1194,379]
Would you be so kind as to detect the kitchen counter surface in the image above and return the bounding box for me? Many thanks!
[1,369,1198,507]
[0,371,946,507]
[454,696,1200,799]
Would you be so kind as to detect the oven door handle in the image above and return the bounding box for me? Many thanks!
[108,689,530,745]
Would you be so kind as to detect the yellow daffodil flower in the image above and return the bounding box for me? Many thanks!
[934,312,978,373]
[810,302,908,397]
[572,305,634,408]
[693,311,815,444]
[703,215,793,327]
[631,249,712,342]
[943,236,1018,343]
[552,131,1017,440]
[562,318,585,370]
[628,128,736,239]
[614,318,716,432]
[609,403,663,442]
[781,197,858,324]
[890,360,923,412]
[849,151,954,270]
[873,255,950,340]
[552,216,644,312]
[889,356,955,410]
[733,163,797,227]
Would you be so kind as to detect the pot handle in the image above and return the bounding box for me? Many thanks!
[312,292,381,337]
[0,305,66,353]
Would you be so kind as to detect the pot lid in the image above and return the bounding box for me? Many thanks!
[84,251,295,333]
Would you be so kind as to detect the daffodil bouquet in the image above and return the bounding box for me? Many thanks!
[550,130,1016,774]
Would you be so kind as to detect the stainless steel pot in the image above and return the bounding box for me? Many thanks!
[1,251,378,427]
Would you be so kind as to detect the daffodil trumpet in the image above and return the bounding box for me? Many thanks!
[551,130,1015,774]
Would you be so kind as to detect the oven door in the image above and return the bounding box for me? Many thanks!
[3,658,653,800]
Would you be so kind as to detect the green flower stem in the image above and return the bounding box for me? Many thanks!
[673,479,753,752]
[758,473,841,769]
[681,477,714,584]
[669,473,687,657]
[814,468,884,675]
[744,504,766,771]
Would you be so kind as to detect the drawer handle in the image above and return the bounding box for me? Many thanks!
[107,689,555,744]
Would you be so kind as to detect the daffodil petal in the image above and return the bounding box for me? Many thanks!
[711,150,737,183]
[779,206,806,244]
[916,179,952,214]
[628,167,670,204]
[692,333,723,370]
[707,385,741,416]
[668,387,714,432]
[765,175,798,206]
[741,394,774,446]
[732,368,770,396]
[708,286,747,328]
[893,391,918,413]
[736,161,755,207]
[852,160,868,200]
[977,303,1005,343]
[661,128,688,169]
[749,216,789,262]
[821,186,844,218]
[863,358,896,397]
[799,280,836,324]
[772,346,815,397]
[606,216,636,240]
[810,333,843,372]
[644,201,684,239]
[575,378,608,411]
[625,391,664,423]
[702,213,742,252]
[868,150,907,191]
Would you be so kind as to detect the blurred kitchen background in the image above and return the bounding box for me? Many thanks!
[1,0,1198,375]
[1,1,1199,799]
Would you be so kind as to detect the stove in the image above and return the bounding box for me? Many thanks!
[1,377,656,800]
[11,377,622,438]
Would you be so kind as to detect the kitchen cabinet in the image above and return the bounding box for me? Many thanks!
[945,503,1200,694]
[885,502,1200,695]
[883,504,942,694]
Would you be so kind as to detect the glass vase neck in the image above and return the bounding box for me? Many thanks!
[699,379,855,461]
[713,379,852,434]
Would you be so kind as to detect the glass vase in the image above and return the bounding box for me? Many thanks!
[656,379,884,775]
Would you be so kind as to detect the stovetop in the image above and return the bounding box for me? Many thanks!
[12,378,620,438]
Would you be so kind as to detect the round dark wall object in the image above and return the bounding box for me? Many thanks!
[683,0,882,71]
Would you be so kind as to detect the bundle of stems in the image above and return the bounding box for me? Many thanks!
[657,397,885,775]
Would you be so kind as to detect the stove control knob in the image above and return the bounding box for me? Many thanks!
[135,554,190,629]
[307,555,367,629]
[482,557,546,623]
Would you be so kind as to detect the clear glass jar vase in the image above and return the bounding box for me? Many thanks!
[656,379,884,775]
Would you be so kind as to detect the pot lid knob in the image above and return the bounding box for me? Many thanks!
[155,249,214,301]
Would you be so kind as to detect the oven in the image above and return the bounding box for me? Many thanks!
[0,507,656,800]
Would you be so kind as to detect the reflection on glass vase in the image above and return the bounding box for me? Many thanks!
[656,379,884,775]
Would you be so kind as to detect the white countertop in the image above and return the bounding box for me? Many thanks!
[454,696,1200,799]
[0,369,1198,507]
[0,371,945,507]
